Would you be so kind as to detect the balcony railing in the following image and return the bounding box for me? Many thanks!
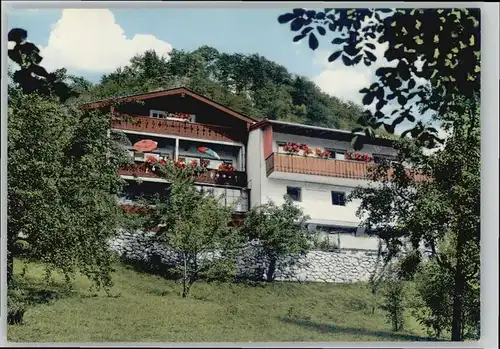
[111,115,246,143]
[265,152,426,181]
[119,163,248,188]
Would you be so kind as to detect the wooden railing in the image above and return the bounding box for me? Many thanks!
[111,115,246,143]
[119,163,248,188]
[265,153,426,181]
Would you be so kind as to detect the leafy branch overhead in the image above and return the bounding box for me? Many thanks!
[8,28,78,102]
[278,8,480,149]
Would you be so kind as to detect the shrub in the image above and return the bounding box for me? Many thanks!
[7,287,27,325]
[379,269,406,332]
[410,260,453,339]
[311,233,339,251]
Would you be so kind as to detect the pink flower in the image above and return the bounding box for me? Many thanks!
[146,155,158,164]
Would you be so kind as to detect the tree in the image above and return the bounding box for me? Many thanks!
[141,161,242,298]
[7,91,127,289]
[7,29,128,325]
[379,266,406,332]
[278,8,480,149]
[348,95,480,341]
[241,195,311,282]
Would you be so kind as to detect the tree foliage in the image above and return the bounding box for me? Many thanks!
[7,28,128,305]
[241,196,311,282]
[141,163,242,298]
[348,95,480,341]
[380,277,406,332]
[278,8,480,148]
[7,91,127,290]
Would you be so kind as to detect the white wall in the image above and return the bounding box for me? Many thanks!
[247,129,264,207]
[273,132,396,157]
[262,179,362,224]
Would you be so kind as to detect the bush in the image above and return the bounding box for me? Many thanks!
[311,233,339,251]
[7,287,27,325]
[410,260,453,339]
[379,269,406,332]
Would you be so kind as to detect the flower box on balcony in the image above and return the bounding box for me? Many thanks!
[168,117,190,123]
[346,152,373,162]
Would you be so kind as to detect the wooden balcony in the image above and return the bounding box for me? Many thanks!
[119,163,248,188]
[265,153,426,181]
[111,115,246,143]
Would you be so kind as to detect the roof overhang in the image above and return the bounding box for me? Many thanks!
[250,119,395,148]
[80,87,258,125]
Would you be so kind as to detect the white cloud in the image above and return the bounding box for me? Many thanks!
[39,9,173,73]
[312,40,390,105]
[312,52,372,104]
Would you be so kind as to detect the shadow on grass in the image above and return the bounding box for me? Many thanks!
[280,317,437,342]
[11,277,75,305]
[8,276,75,325]
[119,254,182,281]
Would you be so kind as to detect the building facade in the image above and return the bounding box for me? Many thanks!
[83,87,400,251]
[247,119,398,251]
[82,87,255,224]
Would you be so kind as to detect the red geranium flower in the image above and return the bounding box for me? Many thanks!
[219,164,236,172]
[146,155,158,164]
[284,142,300,153]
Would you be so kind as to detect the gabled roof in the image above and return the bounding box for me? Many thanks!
[80,87,258,124]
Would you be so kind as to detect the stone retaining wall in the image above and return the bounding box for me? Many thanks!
[109,230,381,284]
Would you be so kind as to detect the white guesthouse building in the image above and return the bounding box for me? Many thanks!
[83,87,401,252]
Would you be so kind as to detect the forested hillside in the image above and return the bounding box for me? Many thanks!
[73,46,376,133]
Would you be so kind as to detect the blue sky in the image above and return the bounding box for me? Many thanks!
[7,8,382,105]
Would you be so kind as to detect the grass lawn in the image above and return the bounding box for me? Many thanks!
[8,259,430,343]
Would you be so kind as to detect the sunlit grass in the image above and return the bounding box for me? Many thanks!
[8,259,429,343]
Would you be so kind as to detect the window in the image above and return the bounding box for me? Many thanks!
[225,188,240,206]
[286,186,302,202]
[133,152,145,161]
[150,110,167,119]
[144,153,161,161]
[196,186,214,196]
[331,191,346,206]
[327,149,346,160]
[277,142,286,153]
[330,227,356,235]
[207,159,222,170]
[184,156,200,165]
[203,158,234,170]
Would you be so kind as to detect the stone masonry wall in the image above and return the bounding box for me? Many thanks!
[109,230,381,284]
